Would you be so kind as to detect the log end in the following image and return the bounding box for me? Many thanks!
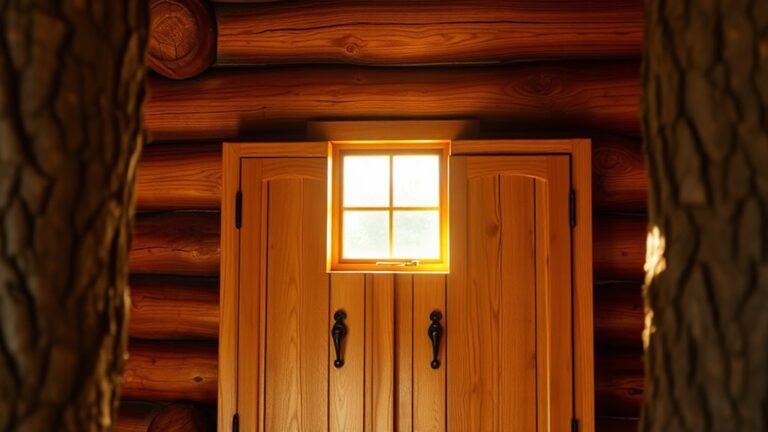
[149,0,216,80]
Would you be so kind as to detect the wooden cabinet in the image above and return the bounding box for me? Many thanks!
[220,140,594,432]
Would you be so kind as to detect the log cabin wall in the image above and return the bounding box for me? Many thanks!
[122,1,646,430]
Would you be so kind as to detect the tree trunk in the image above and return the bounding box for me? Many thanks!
[0,2,147,431]
[642,1,768,431]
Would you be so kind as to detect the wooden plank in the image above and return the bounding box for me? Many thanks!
[330,274,366,432]
[394,274,413,432]
[145,61,640,142]
[595,349,644,418]
[117,402,209,432]
[412,275,446,432]
[594,282,644,349]
[571,139,595,432]
[218,143,239,431]
[535,158,574,431]
[130,211,220,276]
[128,276,219,340]
[594,214,647,280]
[136,142,221,211]
[369,274,395,431]
[214,0,642,66]
[593,136,647,212]
[122,340,218,403]
[135,136,646,213]
[262,162,329,431]
[131,211,647,280]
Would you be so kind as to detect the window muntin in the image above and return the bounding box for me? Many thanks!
[330,142,449,272]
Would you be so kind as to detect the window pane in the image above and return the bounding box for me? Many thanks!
[343,211,389,258]
[393,211,440,259]
[343,155,390,207]
[393,155,439,207]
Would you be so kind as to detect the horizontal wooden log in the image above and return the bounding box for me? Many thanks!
[596,417,640,432]
[149,0,216,79]
[137,136,647,212]
[145,61,641,142]
[129,276,219,340]
[122,340,218,403]
[136,143,221,210]
[594,281,644,349]
[596,349,644,418]
[214,1,642,66]
[593,136,647,212]
[131,211,647,279]
[594,214,646,280]
[130,212,220,276]
[118,402,209,432]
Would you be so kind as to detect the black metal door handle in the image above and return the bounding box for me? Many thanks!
[332,310,348,368]
[428,310,443,369]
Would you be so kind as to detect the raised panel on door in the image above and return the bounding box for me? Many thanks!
[238,158,330,432]
[447,155,572,432]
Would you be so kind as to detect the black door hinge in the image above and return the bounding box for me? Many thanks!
[569,189,576,228]
[235,191,242,229]
[572,418,578,432]
[233,413,239,432]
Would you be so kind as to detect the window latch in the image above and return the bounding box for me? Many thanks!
[375,260,420,267]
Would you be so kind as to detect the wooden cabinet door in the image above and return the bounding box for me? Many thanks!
[447,155,573,432]
[238,158,331,432]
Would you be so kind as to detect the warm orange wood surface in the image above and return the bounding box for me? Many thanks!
[136,136,646,213]
[145,62,640,142]
[412,275,446,432]
[394,274,414,432]
[592,136,647,212]
[129,276,219,340]
[448,156,572,431]
[329,274,366,432]
[122,340,218,403]
[136,142,221,210]
[236,159,330,431]
[214,0,641,66]
[130,211,220,276]
[131,211,646,281]
[368,275,395,431]
[149,0,216,79]
[117,402,209,432]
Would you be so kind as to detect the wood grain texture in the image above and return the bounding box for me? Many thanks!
[329,274,366,432]
[592,136,647,212]
[595,349,644,418]
[130,212,220,276]
[117,402,210,432]
[215,0,642,65]
[412,275,446,432]
[149,0,216,79]
[122,340,218,403]
[130,211,646,279]
[135,136,645,212]
[136,142,221,211]
[263,169,329,432]
[368,275,395,431]
[128,276,219,340]
[594,214,646,280]
[145,61,640,142]
[594,282,644,349]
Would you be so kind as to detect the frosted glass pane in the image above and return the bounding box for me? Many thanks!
[343,211,389,258]
[393,211,440,259]
[343,156,390,207]
[393,155,439,207]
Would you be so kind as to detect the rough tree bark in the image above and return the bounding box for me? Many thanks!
[0,2,147,431]
[642,1,768,431]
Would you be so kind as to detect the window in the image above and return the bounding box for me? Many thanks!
[329,141,449,272]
